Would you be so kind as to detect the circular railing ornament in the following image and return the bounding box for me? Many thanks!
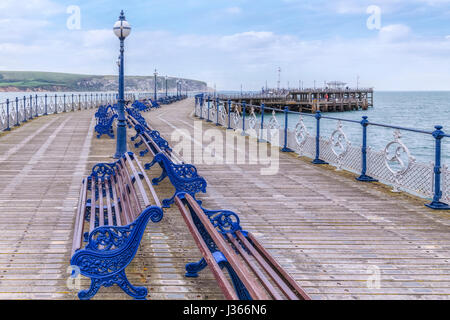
[232,105,241,129]
[384,130,416,192]
[249,107,257,130]
[268,110,280,130]
[331,121,350,170]
[219,103,226,125]
[295,116,309,154]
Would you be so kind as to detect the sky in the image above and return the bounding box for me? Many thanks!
[1,0,450,90]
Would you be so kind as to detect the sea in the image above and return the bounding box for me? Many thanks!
[1,91,449,165]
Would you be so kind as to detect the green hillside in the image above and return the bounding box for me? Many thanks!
[0,71,207,92]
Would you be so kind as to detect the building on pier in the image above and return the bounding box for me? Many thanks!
[218,87,374,113]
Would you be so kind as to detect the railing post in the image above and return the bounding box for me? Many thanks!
[54,94,58,114]
[85,94,88,109]
[72,94,75,112]
[206,96,212,122]
[15,97,20,126]
[22,96,27,122]
[216,98,220,126]
[258,103,266,142]
[29,95,33,120]
[227,100,232,130]
[312,111,328,164]
[426,126,450,210]
[44,94,48,115]
[35,95,38,117]
[79,94,81,110]
[241,102,247,136]
[63,94,66,112]
[5,99,10,131]
[357,116,377,182]
[199,96,204,119]
[281,106,293,152]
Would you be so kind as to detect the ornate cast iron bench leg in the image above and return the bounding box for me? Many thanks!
[71,206,163,300]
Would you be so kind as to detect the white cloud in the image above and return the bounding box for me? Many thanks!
[379,24,411,42]
[1,0,450,91]
[225,7,242,15]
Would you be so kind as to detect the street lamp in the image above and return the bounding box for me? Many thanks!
[113,10,131,159]
[154,69,158,101]
[165,76,168,97]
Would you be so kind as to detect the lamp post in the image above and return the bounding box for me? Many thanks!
[165,76,168,97]
[154,69,158,101]
[113,10,131,159]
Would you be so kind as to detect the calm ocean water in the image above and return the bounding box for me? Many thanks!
[226,91,450,165]
[1,91,449,165]
[285,91,450,166]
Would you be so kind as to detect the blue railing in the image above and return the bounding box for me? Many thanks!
[194,94,450,210]
[0,92,140,132]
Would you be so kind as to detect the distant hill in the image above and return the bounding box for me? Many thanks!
[0,71,207,92]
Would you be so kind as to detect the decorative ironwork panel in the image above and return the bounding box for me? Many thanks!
[219,102,227,126]
[0,102,7,130]
[286,129,315,158]
[443,166,450,204]
[366,147,434,197]
[248,107,257,130]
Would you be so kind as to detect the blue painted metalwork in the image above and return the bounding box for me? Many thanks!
[281,107,294,152]
[145,153,207,208]
[357,116,378,182]
[177,193,252,300]
[207,96,212,122]
[216,98,220,126]
[5,99,10,131]
[44,94,48,115]
[241,102,247,136]
[22,96,27,123]
[70,153,164,300]
[15,97,19,127]
[426,126,450,210]
[29,95,33,120]
[312,111,328,165]
[95,105,118,139]
[114,11,129,159]
[72,207,163,300]
[258,104,266,142]
[199,96,204,120]
[227,100,232,130]
[35,95,38,117]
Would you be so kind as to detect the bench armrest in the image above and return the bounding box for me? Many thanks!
[201,208,242,235]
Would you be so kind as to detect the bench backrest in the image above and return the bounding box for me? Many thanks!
[72,153,161,255]
[175,193,311,300]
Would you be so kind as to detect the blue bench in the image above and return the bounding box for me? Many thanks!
[175,193,311,300]
[95,105,117,139]
[126,113,207,209]
[70,152,164,300]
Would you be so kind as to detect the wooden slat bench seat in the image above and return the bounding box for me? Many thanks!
[175,193,311,300]
[70,152,164,300]
[126,111,207,208]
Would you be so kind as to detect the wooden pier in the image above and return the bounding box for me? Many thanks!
[219,88,374,113]
[0,98,449,300]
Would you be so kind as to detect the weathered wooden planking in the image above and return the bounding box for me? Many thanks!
[144,98,450,300]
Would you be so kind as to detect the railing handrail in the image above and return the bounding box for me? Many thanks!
[193,95,449,210]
